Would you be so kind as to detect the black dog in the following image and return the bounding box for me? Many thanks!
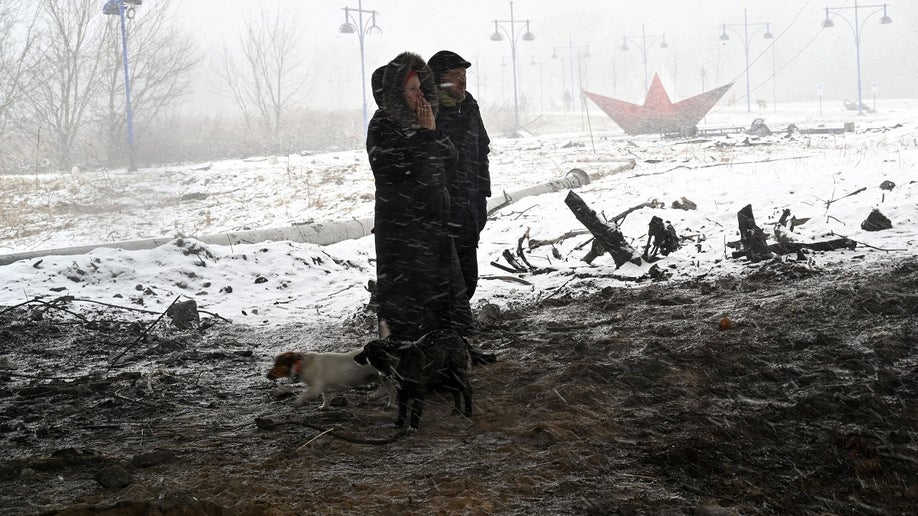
[354,329,473,431]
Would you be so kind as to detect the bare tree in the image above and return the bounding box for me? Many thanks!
[0,1,42,152]
[219,5,316,137]
[28,0,111,169]
[99,0,200,166]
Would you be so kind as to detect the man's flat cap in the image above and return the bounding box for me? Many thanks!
[428,50,471,80]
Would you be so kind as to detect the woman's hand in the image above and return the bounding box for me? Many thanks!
[416,96,435,130]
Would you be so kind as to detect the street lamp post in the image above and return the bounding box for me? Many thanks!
[489,1,535,128]
[718,9,773,113]
[821,2,892,115]
[102,0,142,171]
[872,81,878,112]
[339,0,382,132]
[537,62,545,114]
[551,37,590,111]
[620,24,668,95]
[817,83,824,117]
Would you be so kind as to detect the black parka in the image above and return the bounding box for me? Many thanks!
[366,52,473,340]
[436,92,491,246]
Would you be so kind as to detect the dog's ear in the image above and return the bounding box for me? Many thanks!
[281,352,305,373]
[267,352,302,379]
[275,351,298,364]
[292,354,310,375]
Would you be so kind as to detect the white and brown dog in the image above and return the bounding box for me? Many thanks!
[267,349,394,409]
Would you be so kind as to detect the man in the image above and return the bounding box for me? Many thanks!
[427,50,491,300]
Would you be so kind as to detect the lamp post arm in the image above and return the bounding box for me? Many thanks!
[493,19,532,47]
[346,12,380,35]
[826,3,891,37]
[513,27,525,41]
[857,7,888,36]
[723,22,770,49]
[824,5,890,37]
[493,23,513,45]
[747,25,771,43]
[623,34,664,59]
[826,11,856,36]
[723,26,747,52]
[722,24,769,52]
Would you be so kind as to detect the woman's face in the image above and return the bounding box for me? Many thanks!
[403,74,423,111]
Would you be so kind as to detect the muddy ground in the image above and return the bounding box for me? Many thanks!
[1,256,916,515]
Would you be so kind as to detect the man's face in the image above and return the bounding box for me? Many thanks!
[439,67,467,97]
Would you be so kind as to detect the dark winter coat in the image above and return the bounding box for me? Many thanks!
[436,92,491,246]
[366,52,473,340]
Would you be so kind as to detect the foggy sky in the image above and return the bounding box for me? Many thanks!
[175,0,917,115]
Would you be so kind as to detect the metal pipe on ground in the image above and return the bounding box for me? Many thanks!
[0,160,635,267]
[487,159,635,215]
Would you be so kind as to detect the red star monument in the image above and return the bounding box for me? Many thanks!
[584,74,733,135]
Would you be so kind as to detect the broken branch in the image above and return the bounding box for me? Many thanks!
[609,201,660,225]
[108,296,182,370]
[825,186,867,209]
[564,191,641,268]
[528,230,589,250]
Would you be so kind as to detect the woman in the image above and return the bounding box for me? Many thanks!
[366,52,473,340]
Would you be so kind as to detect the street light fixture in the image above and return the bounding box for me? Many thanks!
[821,2,892,115]
[620,24,668,95]
[339,0,382,132]
[489,1,535,128]
[718,9,773,113]
[551,37,590,111]
[102,0,141,171]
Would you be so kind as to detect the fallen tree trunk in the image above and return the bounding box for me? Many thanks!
[767,238,857,255]
[731,237,858,259]
[564,191,641,268]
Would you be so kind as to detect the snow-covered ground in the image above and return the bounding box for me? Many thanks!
[1,100,915,335]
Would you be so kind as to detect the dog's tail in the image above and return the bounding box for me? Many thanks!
[471,349,497,365]
[463,336,497,365]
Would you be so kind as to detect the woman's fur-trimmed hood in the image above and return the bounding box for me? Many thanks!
[378,51,439,128]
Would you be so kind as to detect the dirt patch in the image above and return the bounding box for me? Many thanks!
[1,257,916,515]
